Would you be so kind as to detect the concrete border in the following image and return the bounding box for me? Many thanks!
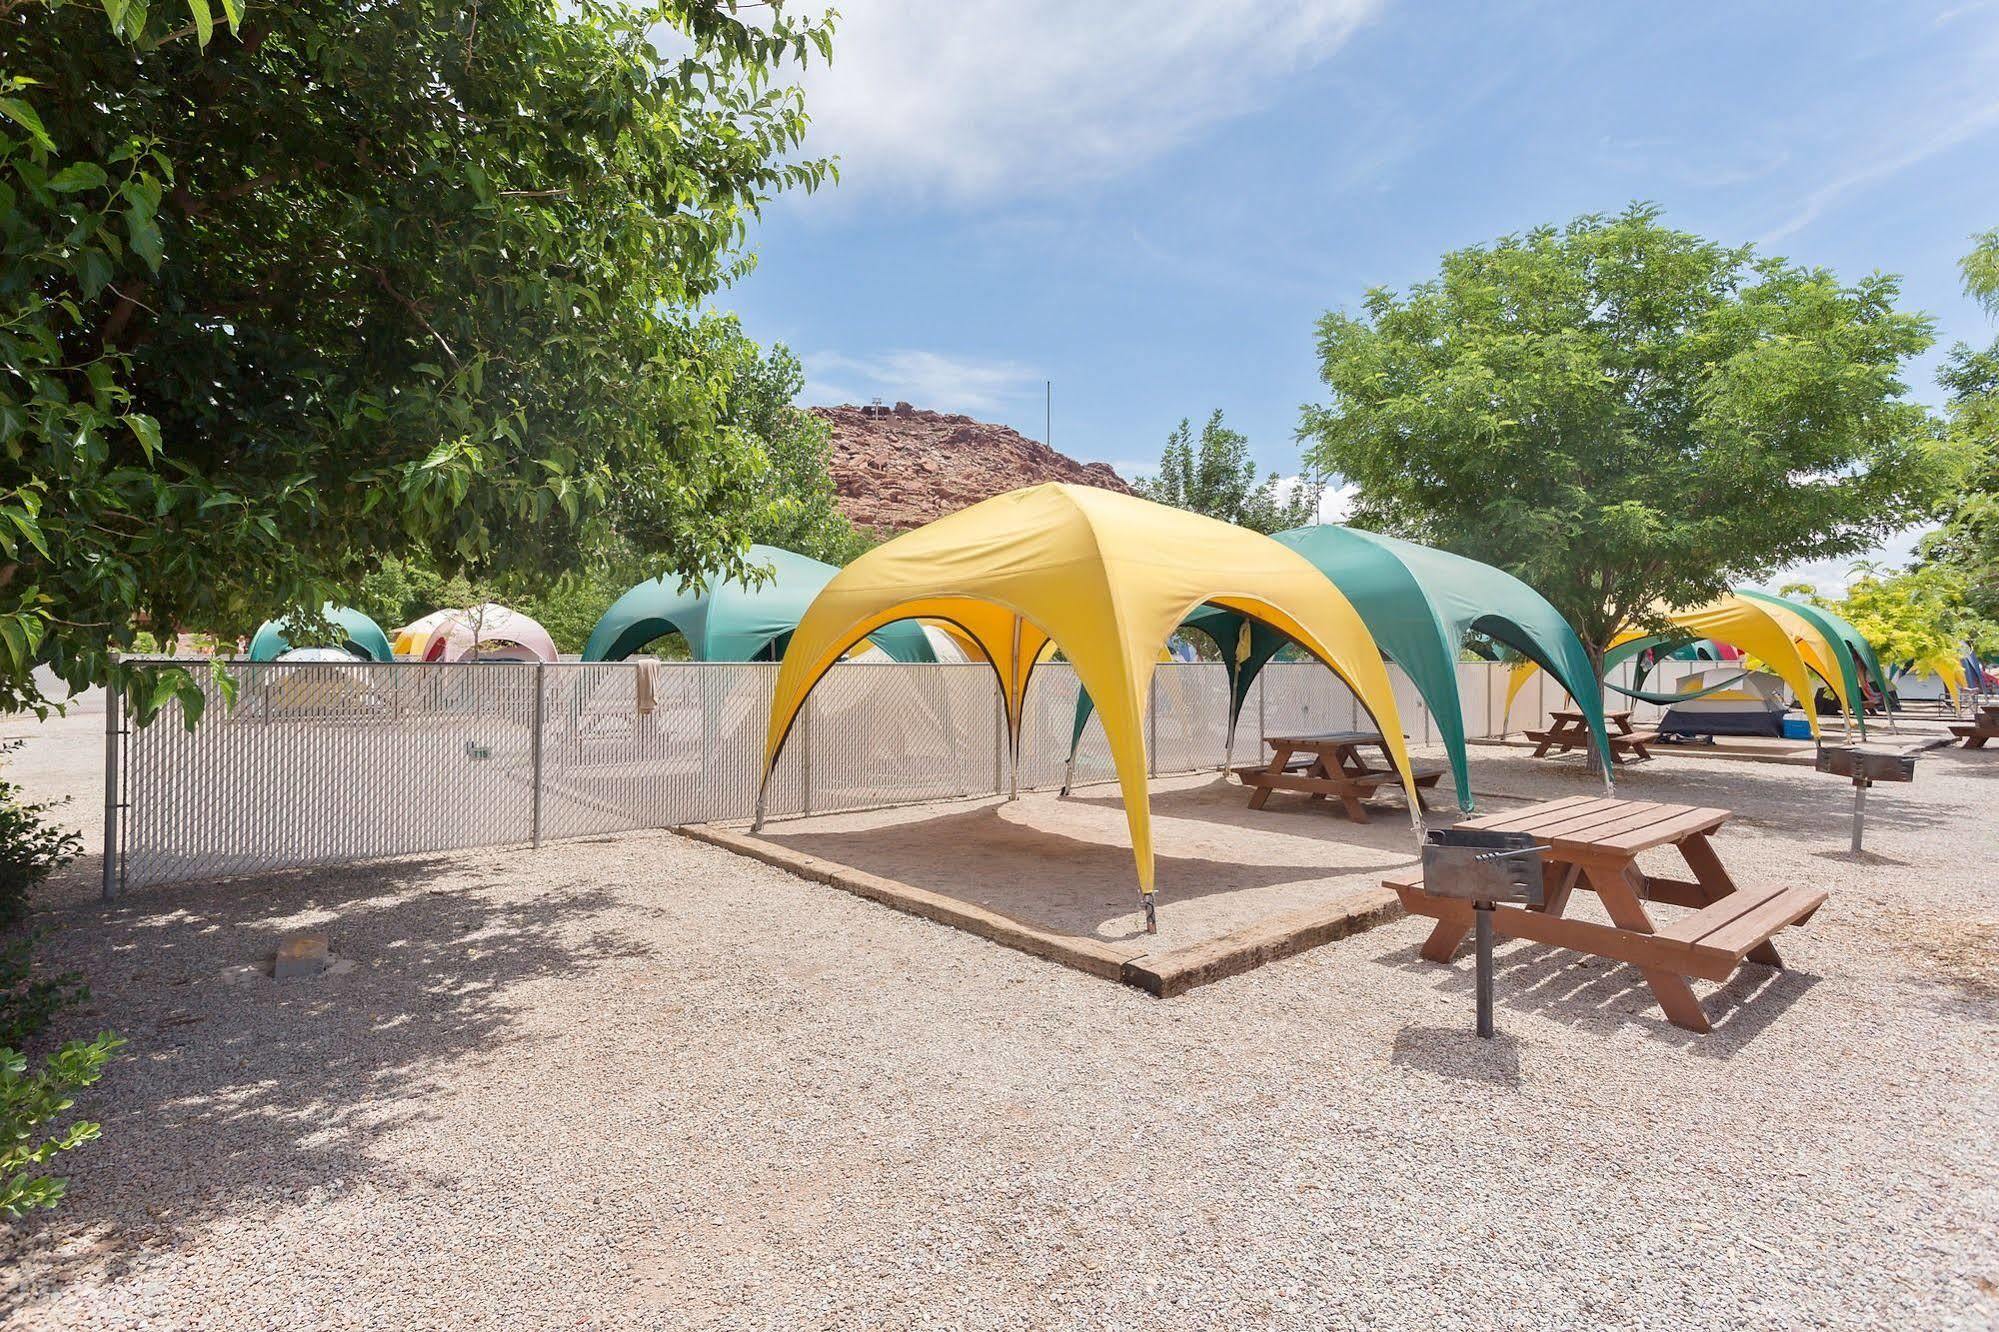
[677,824,1401,998]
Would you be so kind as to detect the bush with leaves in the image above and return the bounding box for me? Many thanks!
[0,743,116,1218]
[0,743,78,927]
[0,1031,124,1219]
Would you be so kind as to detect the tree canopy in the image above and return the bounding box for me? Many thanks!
[1789,565,1999,668]
[3,0,835,714]
[1134,409,1315,535]
[1299,204,1957,669]
[1917,228,1999,620]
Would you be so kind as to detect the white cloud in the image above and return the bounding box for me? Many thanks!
[1271,475,1358,524]
[803,349,1041,414]
[787,0,1381,202]
[1755,525,1935,597]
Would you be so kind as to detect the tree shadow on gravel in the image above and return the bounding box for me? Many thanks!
[0,852,655,1309]
[1371,939,1820,1057]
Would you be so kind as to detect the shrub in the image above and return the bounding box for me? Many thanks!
[0,743,79,928]
[0,1033,125,1219]
[0,739,118,1218]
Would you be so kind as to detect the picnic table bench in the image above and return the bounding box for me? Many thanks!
[1385,795,1825,1032]
[1948,703,1999,749]
[1525,708,1658,763]
[1233,731,1446,823]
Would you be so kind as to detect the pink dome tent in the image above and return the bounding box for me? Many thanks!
[417,603,558,663]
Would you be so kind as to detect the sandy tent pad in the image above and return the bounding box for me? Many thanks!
[699,769,1460,995]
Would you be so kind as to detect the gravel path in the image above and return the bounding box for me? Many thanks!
[1,718,1995,1330]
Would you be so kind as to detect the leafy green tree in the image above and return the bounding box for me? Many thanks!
[2,0,835,716]
[1791,565,1999,667]
[1301,204,1956,673]
[1917,229,1999,618]
[726,330,877,566]
[1134,410,1316,534]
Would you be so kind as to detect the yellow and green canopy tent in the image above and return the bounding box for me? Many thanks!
[1064,525,1612,809]
[754,484,1420,924]
[1504,593,1854,738]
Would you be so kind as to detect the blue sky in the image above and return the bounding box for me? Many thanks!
[723,1,1999,590]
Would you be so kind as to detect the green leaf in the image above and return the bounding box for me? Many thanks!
[216,0,242,33]
[124,415,162,461]
[48,162,108,194]
[186,0,213,48]
[0,99,55,152]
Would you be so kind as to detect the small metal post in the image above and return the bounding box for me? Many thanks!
[992,686,1004,795]
[530,660,546,848]
[1474,903,1496,1038]
[1142,891,1157,935]
[799,692,813,817]
[1850,776,1867,855]
[101,672,123,902]
[1147,676,1159,778]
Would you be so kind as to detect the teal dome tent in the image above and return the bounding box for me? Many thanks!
[247,604,394,662]
[1067,526,1611,810]
[583,545,935,663]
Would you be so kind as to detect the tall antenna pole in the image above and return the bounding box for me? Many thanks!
[1045,380,1051,447]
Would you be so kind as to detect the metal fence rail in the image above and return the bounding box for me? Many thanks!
[107,655,1712,894]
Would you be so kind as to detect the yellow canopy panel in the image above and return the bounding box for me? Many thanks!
[756,484,1419,910]
[1505,595,1827,740]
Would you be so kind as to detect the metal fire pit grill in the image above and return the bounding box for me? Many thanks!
[1420,827,1548,1038]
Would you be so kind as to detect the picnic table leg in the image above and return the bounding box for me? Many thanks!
[1247,744,1291,810]
[1419,909,1472,962]
[1679,832,1782,969]
[1582,860,1711,1033]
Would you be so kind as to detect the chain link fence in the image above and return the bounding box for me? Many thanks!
[106,654,1708,894]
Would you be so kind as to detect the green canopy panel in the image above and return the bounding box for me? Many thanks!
[583,544,936,664]
[248,604,394,663]
[1067,526,1612,810]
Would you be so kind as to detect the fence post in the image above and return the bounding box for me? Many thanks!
[1257,670,1267,750]
[1147,675,1159,778]
[530,660,546,848]
[101,669,122,902]
[800,692,814,816]
[992,684,1003,795]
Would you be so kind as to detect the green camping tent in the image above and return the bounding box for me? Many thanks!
[1068,526,1611,810]
[583,545,936,663]
[247,604,394,662]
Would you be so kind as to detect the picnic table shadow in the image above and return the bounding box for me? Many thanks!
[759,792,1418,945]
[0,849,656,1305]
[1371,936,1819,1056]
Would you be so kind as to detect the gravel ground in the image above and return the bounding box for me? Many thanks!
[1,716,1996,1330]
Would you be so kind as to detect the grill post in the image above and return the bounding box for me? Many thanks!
[1475,905,1495,1038]
[101,669,123,902]
[530,660,546,848]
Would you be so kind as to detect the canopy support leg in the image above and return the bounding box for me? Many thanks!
[752,781,768,834]
[1141,891,1157,935]
[1060,746,1077,797]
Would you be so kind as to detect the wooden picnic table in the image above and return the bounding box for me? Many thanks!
[1385,795,1825,1033]
[1526,708,1658,763]
[1951,703,1999,748]
[1232,731,1446,823]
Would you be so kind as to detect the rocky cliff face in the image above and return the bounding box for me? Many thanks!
[812,402,1132,532]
